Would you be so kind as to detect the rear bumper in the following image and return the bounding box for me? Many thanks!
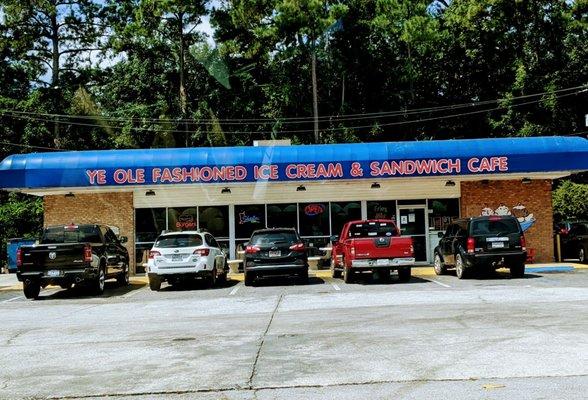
[245,263,308,275]
[17,267,98,283]
[463,251,527,267]
[147,260,209,276]
[351,257,415,269]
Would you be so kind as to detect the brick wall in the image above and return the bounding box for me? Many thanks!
[44,192,136,273]
[461,180,553,263]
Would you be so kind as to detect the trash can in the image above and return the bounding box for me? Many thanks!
[6,238,36,273]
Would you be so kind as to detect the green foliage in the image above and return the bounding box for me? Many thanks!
[553,181,588,221]
[0,193,43,267]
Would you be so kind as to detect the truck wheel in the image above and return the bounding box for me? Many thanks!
[149,275,162,291]
[343,267,354,284]
[434,253,446,275]
[91,266,106,295]
[23,281,41,299]
[578,247,586,264]
[455,254,468,279]
[510,262,525,278]
[330,259,341,279]
[378,268,391,283]
[397,267,411,282]
[244,270,255,286]
[117,264,130,286]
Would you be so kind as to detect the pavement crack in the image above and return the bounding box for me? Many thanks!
[248,293,284,388]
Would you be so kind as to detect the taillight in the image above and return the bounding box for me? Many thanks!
[193,248,210,256]
[84,244,92,262]
[467,237,475,254]
[149,250,161,259]
[350,246,356,257]
[289,242,305,252]
[410,244,414,255]
[16,248,22,267]
[245,245,260,254]
[520,235,527,251]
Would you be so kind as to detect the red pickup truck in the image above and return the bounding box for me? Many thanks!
[330,219,415,283]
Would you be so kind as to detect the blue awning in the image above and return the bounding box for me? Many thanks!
[1,136,587,190]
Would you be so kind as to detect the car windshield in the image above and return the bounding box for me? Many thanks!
[348,222,398,238]
[41,226,102,244]
[471,219,520,235]
[250,231,298,245]
[155,234,203,248]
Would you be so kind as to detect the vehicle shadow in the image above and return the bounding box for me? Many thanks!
[443,269,542,280]
[37,281,146,300]
[252,276,325,287]
[158,278,239,292]
[351,272,431,285]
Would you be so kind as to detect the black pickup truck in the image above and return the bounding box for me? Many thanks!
[17,224,130,299]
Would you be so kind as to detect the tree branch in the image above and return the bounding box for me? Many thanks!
[59,47,103,56]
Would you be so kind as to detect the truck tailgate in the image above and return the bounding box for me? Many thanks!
[19,244,87,272]
[350,237,413,259]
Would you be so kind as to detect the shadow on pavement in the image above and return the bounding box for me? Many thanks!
[351,272,431,285]
[158,278,239,292]
[37,281,146,300]
[252,276,325,287]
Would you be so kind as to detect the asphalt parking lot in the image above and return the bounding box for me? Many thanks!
[1,266,587,399]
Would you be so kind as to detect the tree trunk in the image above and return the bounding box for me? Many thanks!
[178,13,188,147]
[311,51,319,143]
[50,11,60,148]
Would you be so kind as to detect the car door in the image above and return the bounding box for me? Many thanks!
[102,227,123,276]
[205,234,223,270]
[451,223,467,259]
[441,224,457,265]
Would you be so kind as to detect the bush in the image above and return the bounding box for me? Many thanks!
[552,180,588,222]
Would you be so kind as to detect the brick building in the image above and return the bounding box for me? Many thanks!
[1,136,587,272]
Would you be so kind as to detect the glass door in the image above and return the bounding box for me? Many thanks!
[397,206,428,263]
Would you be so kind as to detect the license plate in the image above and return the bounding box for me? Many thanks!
[47,270,61,277]
[171,254,183,261]
[376,259,389,266]
[268,250,281,257]
[491,242,505,248]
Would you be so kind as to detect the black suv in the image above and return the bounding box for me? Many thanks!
[559,221,588,263]
[243,228,309,286]
[433,215,527,279]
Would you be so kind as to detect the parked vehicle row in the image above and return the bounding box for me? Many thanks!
[555,220,588,263]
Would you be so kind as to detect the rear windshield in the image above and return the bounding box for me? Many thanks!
[470,219,520,236]
[250,231,298,245]
[155,234,203,248]
[348,222,398,238]
[41,226,102,244]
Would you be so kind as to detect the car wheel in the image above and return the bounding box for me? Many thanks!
[433,253,446,275]
[297,269,309,285]
[330,258,341,279]
[23,281,41,299]
[209,266,217,288]
[244,270,256,286]
[117,264,130,286]
[149,275,162,291]
[455,254,468,279]
[343,266,354,284]
[510,262,525,278]
[217,262,227,285]
[578,247,586,264]
[91,266,106,295]
[397,267,411,283]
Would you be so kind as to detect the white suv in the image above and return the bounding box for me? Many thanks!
[147,231,228,290]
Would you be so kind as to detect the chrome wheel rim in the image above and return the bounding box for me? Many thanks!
[434,255,441,273]
[456,256,463,277]
[580,248,585,263]
[99,269,105,291]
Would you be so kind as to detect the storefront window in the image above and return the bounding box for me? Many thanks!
[428,199,460,231]
[299,202,330,237]
[167,207,198,231]
[199,205,229,238]
[235,204,265,239]
[331,202,361,235]
[267,203,297,230]
[367,201,397,222]
[135,208,166,243]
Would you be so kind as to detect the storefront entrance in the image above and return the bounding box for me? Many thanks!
[397,206,428,263]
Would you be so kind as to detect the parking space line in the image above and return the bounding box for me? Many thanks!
[2,295,23,303]
[429,279,451,288]
[332,283,341,291]
[230,284,241,296]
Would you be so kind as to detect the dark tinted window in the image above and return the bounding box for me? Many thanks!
[42,225,102,244]
[136,208,166,242]
[299,203,330,236]
[570,223,588,235]
[250,231,298,245]
[155,234,203,248]
[235,204,265,239]
[470,218,520,235]
[348,221,398,238]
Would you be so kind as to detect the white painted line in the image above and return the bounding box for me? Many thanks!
[332,284,341,291]
[2,295,23,303]
[229,285,240,296]
[430,279,451,288]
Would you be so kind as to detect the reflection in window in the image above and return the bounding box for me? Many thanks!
[135,208,166,242]
[267,203,297,230]
[367,201,396,222]
[235,204,265,239]
[428,198,459,231]
[199,206,229,238]
[331,202,361,235]
[299,203,330,237]
[167,207,198,231]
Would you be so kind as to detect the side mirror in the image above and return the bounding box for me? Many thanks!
[330,235,339,244]
[437,232,444,238]
[119,236,128,244]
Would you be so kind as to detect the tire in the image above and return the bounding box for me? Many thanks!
[208,266,217,288]
[510,262,525,278]
[378,268,391,283]
[397,267,411,283]
[578,247,587,264]
[23,281,41,299]
[91,266,106,295]
[455,254,468,279]
[117,264,130,286]
[297,269,309,285]
[244,270,255,286]
[433,253,446,275]
[330,258,341,279]
[343,267,354,284]
[149,275,162,291]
